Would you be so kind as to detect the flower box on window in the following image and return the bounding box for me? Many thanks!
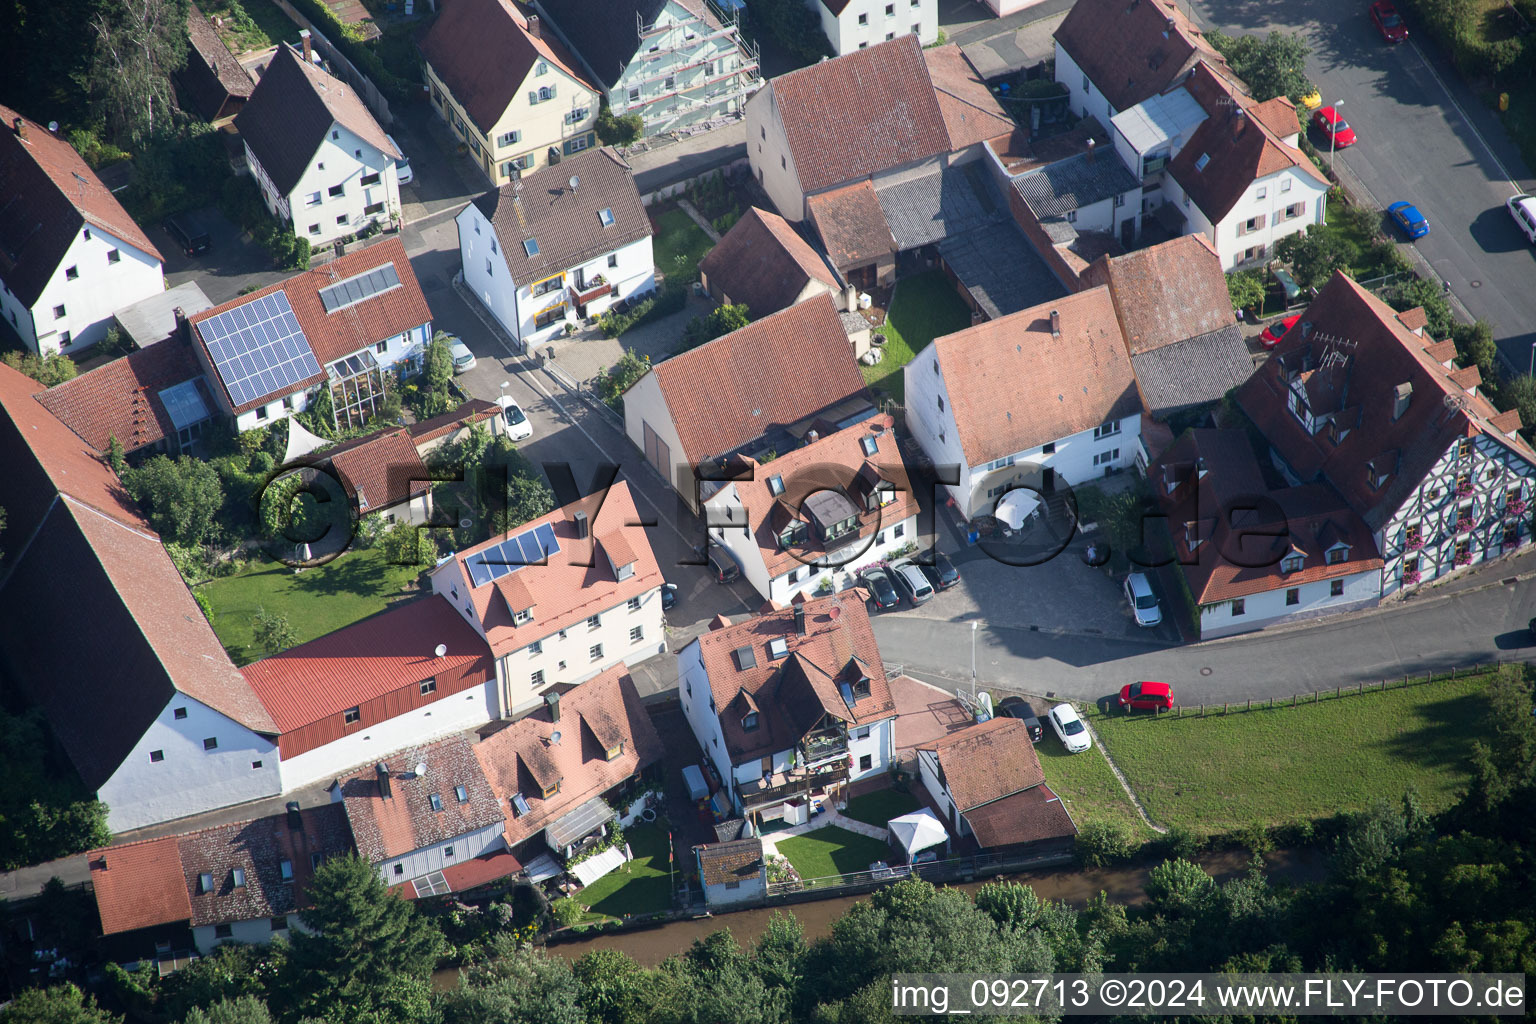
[1402,569,1421,585]
[1504,499,1527,520]
[1454,552,1472,566]
[1455,480,1474,497]
[1455,517,1476,533]
[1405,536,1424,551]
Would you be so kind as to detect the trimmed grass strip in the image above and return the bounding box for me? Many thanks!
[860,270,972,405]
[776,826,892,880]
[841,788,921,828]
[577,824,674,920]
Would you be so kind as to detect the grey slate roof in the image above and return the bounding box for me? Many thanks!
[1014,151,1139,218]
[1130,324,1255,419]
[938,223,1066,321]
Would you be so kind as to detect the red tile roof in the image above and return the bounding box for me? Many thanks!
[89,837,192,935]
[691,593,894,763]
[962,783,1077,848]
[37,340,208,453]
[242,597,492,734]
[718,416,920,580]
[697,206,839,318]
[235,44,399,196]
[0,105,163,308]
[180,3,255,122]
[418,0,596,134]
[1053,0,1228,114]
[1237,272,1536,531]
[928,285,1141,467]
[1396,306,1428,333]
[918,717,1045,810]
[323,427,430,514]
[1249,96,1300,139]
[435,481,663,658]
[922,44,1015,151]
[337,734,505,862]
[770,35,950,194]
[473,665,664,848]
[407,399,500,445]
[647,293,870,467]
[1151,429,1382,603]
[187,237,431,414]
[1079,234,1233,355]
[695,837,763,886]
[805,182,896,272]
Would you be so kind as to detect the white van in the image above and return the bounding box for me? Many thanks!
[1509,194,1536,245]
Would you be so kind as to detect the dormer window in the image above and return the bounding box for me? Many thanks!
[853,676,871,699]
[742,712,759,732]
[605,741,624,760]
[1282,554,1303,573]
[514,608,533,625]
[1326,545,1348,566]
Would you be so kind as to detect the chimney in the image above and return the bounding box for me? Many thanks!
[12,117,24,139]
[1164,16,1174,35]
[1086,137,1095,163]
[526,14,540,39]
[376,763,392,799]
[844,283,859,313]
[1049,309,1061,337]
[806,429,819,445]
[793,604,806,636]
[545,690,561,722]
[1393,382,1413,421]
[300,29,312,64]
[286,800,304,831]
[573,509,589,539]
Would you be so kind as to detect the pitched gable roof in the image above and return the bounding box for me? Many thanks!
[922,44,1015,150]
[475,147,650,288]
[963,783,1077,848]
[337,734,504,862]
[695,837,763,886]
[89,837,192,935]
[1053,0,1227,113]
[472,664,664,847]
[927,286,1141,466]
[919,717,1045,809]
[1236,272,1536,530]
[1081,234,1233,355]
[418,0,595,134]
[179,3,255,122]
[691,594,893,763]
[37,340,209,454]
[187,237,430,413]
[0,105,162,307]
[770,35,950,194]
[235,44,399,196]
[697,207,838,318]
[241,597,492,735]
[805,181,896,272]
[323,427,430,513]
[648,292,870,465]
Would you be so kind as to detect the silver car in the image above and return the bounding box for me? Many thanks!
[889,560,934,606]
[447,336,476,374]
[1124,572,1162,628]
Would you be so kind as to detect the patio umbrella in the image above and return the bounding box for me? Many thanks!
[996,489,1040,530]
[888,809,948,857]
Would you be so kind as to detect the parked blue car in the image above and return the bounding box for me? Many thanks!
[1388,201,1430,240]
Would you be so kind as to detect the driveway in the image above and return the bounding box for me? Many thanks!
[1186,0,1536,371]
[161,206,289,305]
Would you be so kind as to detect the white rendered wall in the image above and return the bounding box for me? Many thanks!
[286,123,402,247]
[1054,45,1117,125]
[677,642,732,796]
[746,86,809,222]
[194,916,310,953]
[99,696,282,833]
[18,225,164,355]
[1199,568,1381,639]
[702,873,764,907]
[916,748,968,836]
[622,370,695,501]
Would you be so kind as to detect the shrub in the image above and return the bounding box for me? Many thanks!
[1226,270,1265,311]
[252,606,298,654]
[66,124,131,169]
[678,302,750,352]
[1160,825,1206,860]
[2,349,78,387]
[550,896,586,928]
[1075,821,1138,867]
[594,349,651,410]
[595,102,644,146]
[380,520,436,566]
[598,280,688,337]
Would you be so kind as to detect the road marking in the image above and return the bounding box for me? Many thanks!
[1408,38,1522,193]
[453,282,754,614]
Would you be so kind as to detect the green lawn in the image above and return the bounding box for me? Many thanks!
[1090,671,1500,836]
[202,0,301,53]
[199,546,424,665]
[776,826,893,881]
[841,788,921,829]
[575,825,675,921]
[862,270,973,405]
[1036,740,1156,843]
[651,207,715,285]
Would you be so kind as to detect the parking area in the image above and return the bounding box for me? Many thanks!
[161,206,289,305]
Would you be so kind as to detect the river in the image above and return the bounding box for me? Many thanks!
[533,847,1327,968]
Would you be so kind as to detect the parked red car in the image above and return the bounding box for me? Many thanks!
[1311,106,1357,149]
[1119,681,1174,712]
[1370,0,1408,42]
[1260,313,1302,349]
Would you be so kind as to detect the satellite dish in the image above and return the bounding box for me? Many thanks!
[550,730,562,746]
[413,761,428,778]
[434,643,447,657]
[47,121,58,133]
[568,175,579,191]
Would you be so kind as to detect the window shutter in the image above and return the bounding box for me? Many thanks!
[551,84,557,99]
[528,91,538,104]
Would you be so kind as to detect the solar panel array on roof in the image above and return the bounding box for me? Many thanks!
[318,264,402,313]
[198,291,322,407]
[464,522,562,588]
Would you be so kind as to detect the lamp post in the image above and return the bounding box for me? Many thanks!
[1329,101,1344,169]
[970,620,979,700]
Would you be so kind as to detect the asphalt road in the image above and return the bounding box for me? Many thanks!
[1187,0,1536,371]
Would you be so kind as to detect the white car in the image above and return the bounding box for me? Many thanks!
[498,395,533,441]
[1048,703,1093,753]
[447,336,476,374]
[1124,571,1163,628]
[387,134,412,185]
[1509,194,1536,245]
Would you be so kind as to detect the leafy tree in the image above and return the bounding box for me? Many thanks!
[283,853,443,1024]
[159,944,284,1021]
[753,911,808,996]
[1274,226,1357,291]
[87,0,188,147]
[572,948,650,1024]
[123,454,226,545]
[106,435,127,476]
[2,349,79,387]
[1076,820,1138,867]
[1226,270,1265,311]
[594,102,644,147]
[1383,276,1455,339]
[679,302,751,352]
[1498,374,1536,441]
[549,896,585,927]
[750,0,832,63]
[1208,30,1314,103]
[379,521,436,567]
[251,606,298,655]
[442,937,585,1024]
[1144,858,1217,917]
[0,984,121,1024]
[1466,664,1536,812]
[973,881,1044,931]
[1452,319,1498,378]
[181,997,274,1024]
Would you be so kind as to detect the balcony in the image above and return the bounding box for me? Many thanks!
[570,275,612,306]
[739,763,850,811]
[800,733,846,767]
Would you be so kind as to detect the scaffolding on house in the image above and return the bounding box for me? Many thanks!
[631,3,761,134]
